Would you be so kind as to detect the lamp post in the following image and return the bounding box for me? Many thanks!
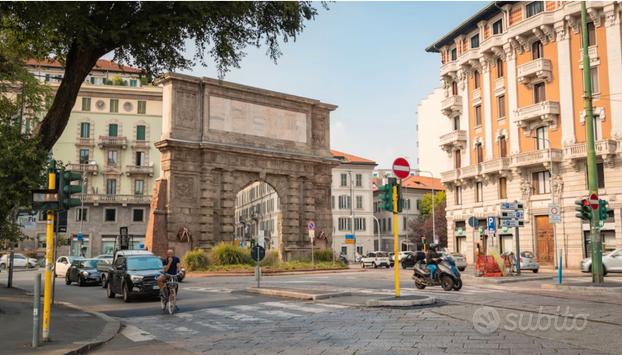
[414,169,436,244]
[372,216,381,251]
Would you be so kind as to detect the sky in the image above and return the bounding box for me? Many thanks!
[179,1,486,170]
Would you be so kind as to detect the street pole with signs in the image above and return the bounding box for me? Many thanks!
[500,201,524,275]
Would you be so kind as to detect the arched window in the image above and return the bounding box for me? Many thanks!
[496,58,503,78]
[499,135,507,158]
[532,40,543,60]
[473,70,480,89]
[475,142,484,163]
[535,126,548,150]
[451,81,458,96]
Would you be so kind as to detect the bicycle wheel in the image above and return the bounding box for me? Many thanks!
[167,287,176,315]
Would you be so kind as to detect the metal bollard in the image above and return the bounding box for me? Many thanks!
[7,250,14,288]
[33,273,41,348]
[557,251,563,285]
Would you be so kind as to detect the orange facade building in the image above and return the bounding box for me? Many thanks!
[426,1,622,267]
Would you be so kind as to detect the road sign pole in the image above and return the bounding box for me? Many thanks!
[392,184,400,298]
[42,161,56,342]
[514,225,520,275]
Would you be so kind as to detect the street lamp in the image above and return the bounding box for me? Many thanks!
[414,169,437,245]
[372,216,381,251]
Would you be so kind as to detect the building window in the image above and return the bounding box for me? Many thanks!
[75,208,88,222]
[110,99,119,113]
[332,196,335,209]
[475,143,483,163]
[106,179,117,195]
[492,19,503,35]
[81,97,91,111]
[532,171,551,194]
[526,1,544,18]
[451,81,458,96]
[584,66,600,94]
[454,149,461,169]
[416,199,421,211]
[473,70,480,89]
[387,218,391,232]
[453,116,460,130]
[354,217,366,232]
[355,174,362,187]
[79,149,89,164]
[496,58,504,78]
[532,40,543,60]
[104,208,116,222]
[405,199,411,210]
[499,136,507,158]
[130,79,138,87]
[338,195,351,209]
[136,125,146,140]
[108,123,118,137]
[137,101,146,114]
[80,122,90,138]
[582,22,596,47]
[356,195,363,209]
[474,105,482,126]
[107,150,118,166]
[132,209,145,222]
[135,179,145,195]
[497,95,505,119]
[340,173,347,187]
[470,34,480,49]
[135,151,145,166]
[475,182,483,202]
[499,177,507,199]
[534,82,546,103]
[338,217,351,231]
[455,186,463,205]
[451,48,457,61]
[585,162,605,189]
[535,126,548,150]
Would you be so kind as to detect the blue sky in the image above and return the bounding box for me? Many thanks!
[181,1,485,169]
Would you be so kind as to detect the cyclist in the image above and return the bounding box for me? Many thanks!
[157,249,180,299]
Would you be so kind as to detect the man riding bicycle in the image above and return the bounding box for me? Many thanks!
[157,249,181,299]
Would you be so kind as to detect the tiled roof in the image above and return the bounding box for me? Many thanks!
[331,149,376,165]
[401,175,445,191]
[25,58,142,74]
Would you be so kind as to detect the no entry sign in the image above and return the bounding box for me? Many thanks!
[589,193,599,210]
[392,157,410,179]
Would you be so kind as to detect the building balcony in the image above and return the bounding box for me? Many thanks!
[517,58,552,86]
[510,148,563,169]
[98,136,128,149]
[75,138,95,147]
[125,164,154,176]
[565,139,617,169]
[458,48,480,67]
[67,163,99,175]
[440,61,458,79]
[440,169,459,183]
[82,194,151,205]
[481,157,511,175]
[439,130,466,152]
[441,95,462,116]
[459,164,481,179]
[515,101,560,131]
[131,140,151,149]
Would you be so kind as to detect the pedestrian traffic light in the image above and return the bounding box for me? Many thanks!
[574,199,592,220]
[59,169,82,210]
[598,199,609,221]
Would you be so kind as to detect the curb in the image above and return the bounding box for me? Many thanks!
[246,287,351,301]
[365,295,436,307]
[188,268,363,278]
[541,283,622,295]
[473,275,555,284]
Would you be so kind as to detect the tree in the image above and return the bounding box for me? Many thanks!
[408,200,447,249]
[0,2,323,150]
[418,190,446,217]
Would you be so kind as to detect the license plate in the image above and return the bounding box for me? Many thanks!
[153,285,159,290]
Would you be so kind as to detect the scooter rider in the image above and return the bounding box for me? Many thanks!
[426,243,441,280]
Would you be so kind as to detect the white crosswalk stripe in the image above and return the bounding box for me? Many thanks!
[184,286,234,293]
[261,301,328,314]
[203,307,270,322]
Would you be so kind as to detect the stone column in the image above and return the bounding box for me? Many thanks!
[220,170,235,242]
[555,20,576,145]
[605,4,622,138]
[504,42,520,154]
[481,57,494,160]
[284,175,301,251]
[199,167,216,246]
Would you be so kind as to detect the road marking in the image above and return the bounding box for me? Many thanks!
[185,286,234,293]
[231,304,304,318]
[313,303,348,309]
[261,301,327,314]
[121,325,156,342]
[194,320,233,331]
[203,308,268,322]
[173,326,199,335]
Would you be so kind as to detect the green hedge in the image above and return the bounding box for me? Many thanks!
[313,249,334,262]
[209,242,253,265]
[182,249,209,271]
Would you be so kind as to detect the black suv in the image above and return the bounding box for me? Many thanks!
[106,255,163,302]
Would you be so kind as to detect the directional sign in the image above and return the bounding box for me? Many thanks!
[307,221,316,230]
[77,232,84,242]
[468,216,478,228]
[548,203,561,224]
[487,216,496,232]
[501,210,524,220]
[251,245,266,262]
[392,157,411,179]
[500,219,525,228]
[501,201,524,211]
[589,193,599,210]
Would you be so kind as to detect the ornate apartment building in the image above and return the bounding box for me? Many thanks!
[21,59,162,257]
[426,1,622,267]
[234,181,282,250]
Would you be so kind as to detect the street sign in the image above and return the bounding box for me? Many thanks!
[589,193,599,210]
[258,230,265,248]
[77,233,84,242]
[345,234,355,244]
[501,201,524,211]
[307,221,316,230]
[251,245,266,262]
[17,212,37,229]
[487,216,496,232]
[500,219,525,228]
[468,216,478,228]
[501,210,524,220]
[548,203,561,224]
[309,229,315,242]
[392,157,411,179]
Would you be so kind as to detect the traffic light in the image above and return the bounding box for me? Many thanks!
[396,184,403,213]
[574,199,592,220]
[599,199,609,221]
[379,180,395,212]
[59,169,82,210]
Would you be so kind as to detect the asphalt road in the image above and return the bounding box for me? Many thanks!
[2,267,621,354]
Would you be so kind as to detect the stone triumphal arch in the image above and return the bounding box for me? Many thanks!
[146,73,337,260]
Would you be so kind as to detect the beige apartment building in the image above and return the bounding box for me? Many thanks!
[20,59,162,257]
[234,181,282,251]
[426,1,622,267]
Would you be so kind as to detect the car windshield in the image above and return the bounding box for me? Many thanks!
[521,251,534,258]
[80,260,98,268]
[376,252,388,257]
[127,257,163,271]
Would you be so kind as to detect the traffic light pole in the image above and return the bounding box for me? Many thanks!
[392,183,400,298]
[581,2,603,284]
[42,161,56,341]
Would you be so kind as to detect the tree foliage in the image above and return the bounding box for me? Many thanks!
[408,200,447,248]
[418,190,446,217]
[0,1,322,150]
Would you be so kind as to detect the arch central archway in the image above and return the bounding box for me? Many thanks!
[146,74,337,260]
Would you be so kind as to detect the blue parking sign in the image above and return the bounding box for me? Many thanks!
[487,216,496,232]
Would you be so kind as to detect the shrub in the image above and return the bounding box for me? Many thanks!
[209,242,253,265]
[183,249,209,271]
[260,250,280,267]
[314,249,334,262]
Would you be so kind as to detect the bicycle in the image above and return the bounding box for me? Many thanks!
[160,273,180,315]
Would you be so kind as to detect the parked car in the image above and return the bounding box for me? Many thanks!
[55,256,83,277]
[95,254,113,263]
[581,248,622,275]
[107,254,163,302]
[0,253,38,270]
[400,251,426,269]
[66,259,101,286]
[442,251,467,271]
[519,251,539,273]
[361,251,390,268]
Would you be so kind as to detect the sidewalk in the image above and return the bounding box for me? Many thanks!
[0,286,119,355]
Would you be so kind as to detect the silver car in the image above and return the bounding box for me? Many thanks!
[581,248,622,275]
[519,251,539,273]
[442,251,467,271]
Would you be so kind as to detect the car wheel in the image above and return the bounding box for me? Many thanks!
[65,276,71,285]
[441,275,454,291]
[361,263,365,269]
[107,282,115,298]
[401,262,407,269]
[101,274,107,288]
[372,262,377,269]
[603,266,607,276]
[123,283,131,303]
[78,277,84,287]
[532,269,539,273]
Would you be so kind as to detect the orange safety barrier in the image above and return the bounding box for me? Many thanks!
[475,255,503,277]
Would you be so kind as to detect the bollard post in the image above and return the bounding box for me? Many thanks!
[557,251,563,285]
[33,273,41,348]
[7,250,14,288]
